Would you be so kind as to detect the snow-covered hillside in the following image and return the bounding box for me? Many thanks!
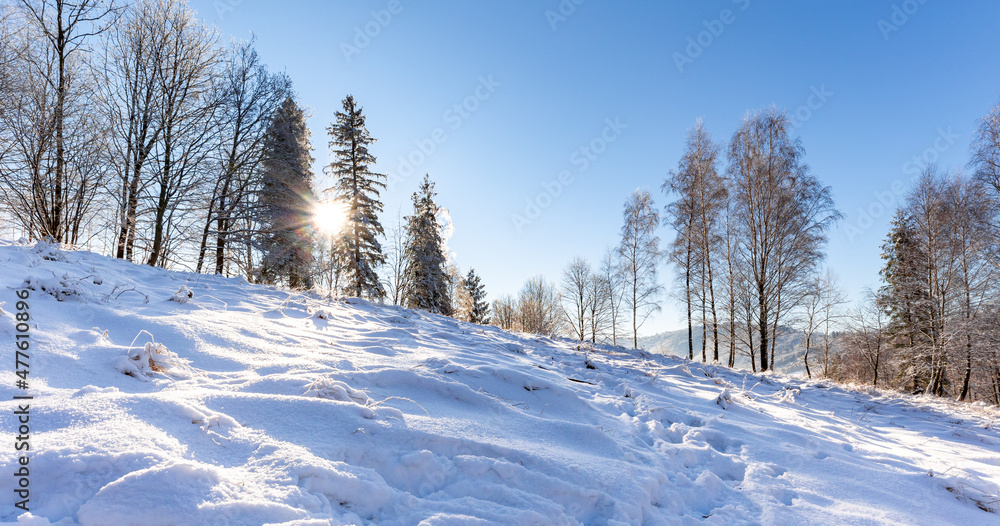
[1,240,999,525]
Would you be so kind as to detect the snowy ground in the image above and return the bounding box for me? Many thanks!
[1,240,999,525]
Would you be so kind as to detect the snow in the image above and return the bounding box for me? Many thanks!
[1,240,999,525]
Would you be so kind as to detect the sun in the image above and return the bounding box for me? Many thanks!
[312,200,348,236]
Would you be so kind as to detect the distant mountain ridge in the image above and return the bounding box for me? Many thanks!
[638,325,807,375]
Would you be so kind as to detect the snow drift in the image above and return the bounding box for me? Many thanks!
[1,239,999,525]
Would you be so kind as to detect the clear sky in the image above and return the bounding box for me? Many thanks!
[187,0,1000,335]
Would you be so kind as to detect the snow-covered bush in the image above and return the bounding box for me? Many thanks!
[312,308,332,320]
[117,333,190,380]
[170,286,194,304]
[30,239,65,261]
[930,470,999,513]
[21,274,84,301]
[306,378,371,405]
[716,389,733,409]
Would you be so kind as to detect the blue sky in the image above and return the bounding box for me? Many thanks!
[189,0,1000,335]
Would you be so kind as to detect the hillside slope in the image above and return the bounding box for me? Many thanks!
[1,240,999,525]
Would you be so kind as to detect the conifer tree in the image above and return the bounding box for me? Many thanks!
[326,95,386,299]
[446,264,471,320]
[879,210,929,374]
[259,96,315,289]
[465,268,490,324]
[402,175,451,315]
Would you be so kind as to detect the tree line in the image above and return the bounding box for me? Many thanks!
[491,188,663,351]
[0,0,492,326]
[0,0,290,274]
[513,102,1000,407]
[8,1,1000,406]
[508,108,839,376]
[522,101,1000,407]
[666,110,841,373]
[831,99,1000,404]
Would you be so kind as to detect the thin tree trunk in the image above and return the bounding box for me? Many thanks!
[52,9,66,242]
[959,251,973,401]
[700,196,720,363]
[686,237,693,360]
[148,125,172,266]
[215,214,227,274]
[701,263,707,363]
[214,165,234,275]
[125,185,139,261]
[632,261,639,349]
[759,283,769,372]
[873,341,880,387]
[728,316,736,368]
[770,284,782,369]
[747,307,757,373]
[196,197,215,274]
[709,272,719,363]
[726,220,736,368]
[992,362,1000,405]
[803,334,811,378]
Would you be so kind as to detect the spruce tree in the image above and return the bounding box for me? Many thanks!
[403,175,452,315]
[464,268,490,324]
[879,210,932,392]
[259,96,315,289]
[327,95,386,299]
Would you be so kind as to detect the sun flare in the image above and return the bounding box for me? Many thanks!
[313,200,348,236]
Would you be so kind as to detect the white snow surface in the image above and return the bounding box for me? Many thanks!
[1,240,999,525]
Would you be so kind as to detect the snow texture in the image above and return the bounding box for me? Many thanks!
[0,240,999,525]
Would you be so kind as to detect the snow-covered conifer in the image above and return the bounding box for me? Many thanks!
[326,95,386,299]
[259,96,316,289]
[402,175,451,315]
[464,268,490,324]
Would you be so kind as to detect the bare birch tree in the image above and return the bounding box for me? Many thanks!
[491,295,518,332]
[727,107,840,371]
[665,119,726,362]
[561,256,591,341]
[381,208,409,306]
[943,174,996,400]
[0,1,115,243]
[619,189,663,349]
[818,269,848,377]
[144,0,219,267]
[101,0,168,260]
[971,99,1000,199]
[585,272,611,344]
[517,275,561,336]
[195,39,288,276]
